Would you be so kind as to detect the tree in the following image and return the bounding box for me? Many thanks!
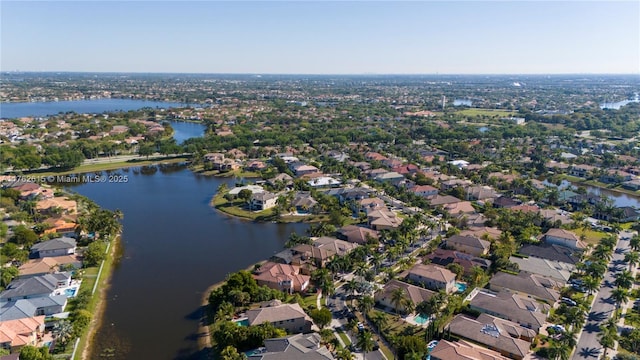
[630,235,640,252]
[11,225,38,245]
[138,143,155,158]
[336,347,355,360]
[615,270,634,290]
[611,287,629,316]
[356,330,375,360]
[358,295,374,316]
[19,346,54,360]
[220,346,246,360]
[84,241,107,267]
[1,266,19,287]
[624,251,640,272]
[238,189,253,206]
[598,318,619,359]
[446,263,464,280]
[390,287,407,315]
[310,307,332,329]
[583,275,600,296]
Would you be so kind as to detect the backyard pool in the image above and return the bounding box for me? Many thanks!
[414,313,429,325]
[235,319,249,327]
[64,287,78,297]
[455,282,467,292]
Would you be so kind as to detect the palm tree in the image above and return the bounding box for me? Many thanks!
[358,295,375,316]
[564,306,586,331]
[390,287,407,315]
[335,347,354,360]
[370,311,388,331]
[598,318,619,359]
[344,279,358,306]
[630,235,640,252]
[592,246,612,262]
[624,251,640,272]
[470,266,486,288]
[583,275,600,296]
[611,287,629,317]
[356,330,375,360]
[614,270,634,290]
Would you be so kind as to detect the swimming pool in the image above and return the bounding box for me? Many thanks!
[455,282,467,292]
[64,287,77,297]
[414,313,429,324]
[235,319,249,327]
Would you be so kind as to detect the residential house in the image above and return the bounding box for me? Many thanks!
[246,160,268,172]
[0,316,45,353]
[291,192,317,214]
[392,164,420,175]
[364,152,387,162]
[375,280,435,313]
[489,272,562,304]
[336,225,379,245]
[426,249,492,275]
[324,187,374,204]
[357,197,386,213]
[203,152,225,163]
[618,206,640,222]
[509,257,573,283]
[518,244,581,265]
[569,164,596,178]
[29,237,76,258]
[253,262,310,294]
[35,197,77,215]
[468,290,550,331]
[541,228,585,250]
[291,238,358,268]
[408,185,439,197]
[250,192,279,211]
[18,256,81,277]
[443,201,476,216]
[247,333,334,359]
[427,195,462,207]
[228,185,264,196]
[440,179,472,191]
[227,148,246,159]
[367,208,403,231]
[42,215,77,237]
[407,264,456,293]
[246,300,313,333]
[0,273,72,303]
[374,171,405,185]
[466,185,500,202]
[267,173,294,187]
[307,177,341,188]
[447,314,534,360]
[0,295,67,321]
[622,179,640,191]
[430,340,510,360]
[600,169,633,184]
[539,209,573,226]
[493,197,519,209]
[382,158,403,169]
[291,164,319,177]
[460,227,502,241]
[445,235,490,257]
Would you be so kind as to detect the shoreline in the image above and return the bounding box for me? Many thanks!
[78,234,121,360]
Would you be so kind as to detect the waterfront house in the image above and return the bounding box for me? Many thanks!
[29,237,76,259]
[0,295,67,321]
[447,314,534,360]
[250,192,279,211]
[42,215,77,238]
[253,262,310,294]
[468,290,550,331]
[267,173,293,188]
[430,339,510,360]
[35,197,77,215]
[18,255,81,278]
[489,272,562,303]
[375,279,435,314]
[541,228,585,250]
[247,333,334,359]
[407,264,456,293]
[0,316,46,353]
[246,300,313,333]
[290,192,317,214]
[0,272,72,303]
[569,164,596,178]
[445,235,490,257]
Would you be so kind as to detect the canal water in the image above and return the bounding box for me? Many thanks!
[68,166,308,359]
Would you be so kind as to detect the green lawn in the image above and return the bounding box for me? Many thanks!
[572,227,607,246]
[336,330,351,346]
[211,193,276,221]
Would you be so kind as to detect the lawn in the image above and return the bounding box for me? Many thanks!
[572,227,607,246]
[336,329,351,346]
[456,108,517,117]
[211,193,276,221]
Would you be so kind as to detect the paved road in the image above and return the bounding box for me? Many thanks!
[572,230,633,360]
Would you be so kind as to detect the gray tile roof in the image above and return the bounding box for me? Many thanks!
[31,237,76,252]
[489,271,562,303]
[0,272,71,301]
[249,333,334,359]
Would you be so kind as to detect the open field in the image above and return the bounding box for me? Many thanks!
[456,108,517,117]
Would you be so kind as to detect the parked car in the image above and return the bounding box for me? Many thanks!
[561,297,578,307]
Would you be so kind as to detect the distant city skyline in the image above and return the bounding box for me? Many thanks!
[1,1,638,74]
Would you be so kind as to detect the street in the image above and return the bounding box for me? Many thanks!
[572,230,633,360]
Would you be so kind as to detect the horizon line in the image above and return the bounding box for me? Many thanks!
[2,70,640,77]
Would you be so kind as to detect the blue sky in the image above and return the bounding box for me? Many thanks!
[1,1,638,74]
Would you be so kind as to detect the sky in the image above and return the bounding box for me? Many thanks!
[1,1,639,74]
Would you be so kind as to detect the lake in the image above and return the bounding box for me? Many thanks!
[68,166,307,360]
[169,121,207,145]
[0,99,185,118]
[545,179,640,208]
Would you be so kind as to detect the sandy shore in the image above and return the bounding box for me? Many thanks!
[79,234,121,360]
